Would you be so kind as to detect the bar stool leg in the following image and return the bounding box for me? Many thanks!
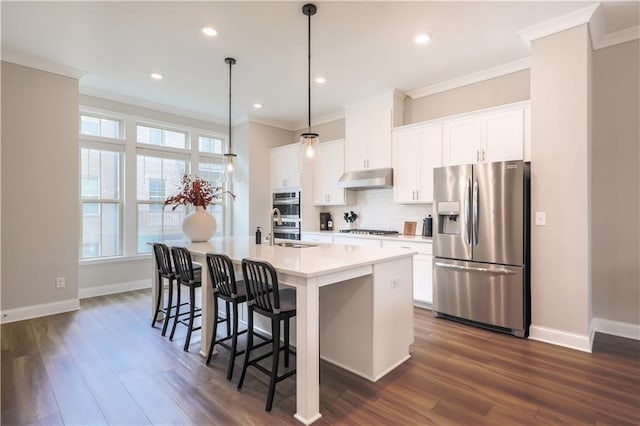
[226,302,239,380]
[184,285,196,352]
[161,278,174,336]
[266,317,281,412]
[151,273,163,327]
[225,301,231,336]
[169,283,182,341]
[284,317,290,368]
[237,307,254,390]
[206,296,220,365]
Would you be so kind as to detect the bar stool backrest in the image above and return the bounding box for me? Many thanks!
[206,253,238,297]
[152,243,173,276]
[171,247,196,284]
[241,259,282,314]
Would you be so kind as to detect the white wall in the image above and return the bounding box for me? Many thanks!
[1,62,79,316]
[592,40,640,327]
[529,25,592,350]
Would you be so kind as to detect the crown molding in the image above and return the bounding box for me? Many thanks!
[292,110,346,132]
[79,86,228,126]
[406,58,530,100]
[594,25,640,50]
[519,3,600,44]
[243,114,298,131]
[1,48,86,79]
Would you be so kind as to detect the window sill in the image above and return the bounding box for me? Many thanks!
[79,254,152,267]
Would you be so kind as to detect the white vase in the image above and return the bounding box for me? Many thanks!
[182,206,216,242]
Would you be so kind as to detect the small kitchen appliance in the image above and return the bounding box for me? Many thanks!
[320,212,333,231]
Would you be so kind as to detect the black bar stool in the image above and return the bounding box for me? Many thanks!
[151,243,191,337]
[169,246,206,352]
[237,258,296,412]
[205,253,249,380]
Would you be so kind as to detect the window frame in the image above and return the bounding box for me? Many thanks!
[78,106,230,263]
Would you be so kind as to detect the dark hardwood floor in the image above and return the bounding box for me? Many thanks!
[2,289,639,425]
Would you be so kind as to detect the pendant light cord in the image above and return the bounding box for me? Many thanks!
[228,59,232,152]
[307,10,312,131]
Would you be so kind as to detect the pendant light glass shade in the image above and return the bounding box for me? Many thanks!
[301,4,318,158]
[225,57,237,173]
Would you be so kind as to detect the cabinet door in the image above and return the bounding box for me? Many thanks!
[270,149,285,189]
[324,139,347,205]
[345,110,369,171]
[367,107,392,169]
[312,141,326,205]
[442,118,482,166]
[282,144,301,188]
[392,129,419,203]
[483,109,524,162]
[413,254,433,303]
[416,125,442,203]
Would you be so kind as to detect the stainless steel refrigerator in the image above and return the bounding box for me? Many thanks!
[432,160,530,337]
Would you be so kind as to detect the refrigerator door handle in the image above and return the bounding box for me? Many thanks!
[465,178,472,245]
[473,179,479,246]
[435,262,516,275]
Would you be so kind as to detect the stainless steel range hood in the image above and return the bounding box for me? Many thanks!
[337,168,393,190]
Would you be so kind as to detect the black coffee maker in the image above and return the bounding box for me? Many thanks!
[320,212,333,231]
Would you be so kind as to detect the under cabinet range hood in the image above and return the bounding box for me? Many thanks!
[337,168,393,190]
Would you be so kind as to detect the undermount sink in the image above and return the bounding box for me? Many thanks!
[275,242,317,248]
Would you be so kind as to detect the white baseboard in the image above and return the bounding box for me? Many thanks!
[591,317,640,341]
[78,279,151,299]
[529,325,592,353]
[1,298,80,324]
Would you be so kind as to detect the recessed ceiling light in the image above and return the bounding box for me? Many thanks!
[253,103,263,109]
[202,27,217,37]
[150,72,163,80]
[415,33,431,45]
[315,77,326,84]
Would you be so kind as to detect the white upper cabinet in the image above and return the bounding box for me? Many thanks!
[270,143,301,190]
[392,123,442,203]
[442,103,527,166]
[312,139,352,206]
[345,91,404,171]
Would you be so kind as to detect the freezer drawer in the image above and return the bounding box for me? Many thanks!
[433,258,525,336]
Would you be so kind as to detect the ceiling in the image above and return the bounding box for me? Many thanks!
[2,1,638,129]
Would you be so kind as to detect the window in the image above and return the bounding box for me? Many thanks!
[81,114,121,138]
[80,148,121,258]
[136,154,188,253]
[79,108,230,261]
[198,160,225,237]
[137,125,187,149]
[199,135,224,154]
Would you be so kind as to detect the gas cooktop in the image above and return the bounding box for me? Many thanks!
[339,229,399,236]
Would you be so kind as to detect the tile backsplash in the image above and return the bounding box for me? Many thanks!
[312,188,433,235]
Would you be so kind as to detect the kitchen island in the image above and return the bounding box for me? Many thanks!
[151,236,415,425]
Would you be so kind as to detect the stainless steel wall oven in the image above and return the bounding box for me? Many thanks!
[272,191,301,240]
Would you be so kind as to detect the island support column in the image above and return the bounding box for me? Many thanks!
[294,277,322,425]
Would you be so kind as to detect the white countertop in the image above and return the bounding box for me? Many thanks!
[171,236,416,279]
[303,230,433,243]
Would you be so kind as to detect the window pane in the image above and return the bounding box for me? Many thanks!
[82,202,120,258]
[136,155,187,200]
[81,148,119,199]
[137,204,185,253]
[199,136,223,154]
[137,125,186,149]
[164,130,186,149]
[198,161,224,187]
[81,116,100,136]
[100,118,120,138]
[207,204,224,237]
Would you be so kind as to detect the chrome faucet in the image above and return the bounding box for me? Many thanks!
[269,208,283,246]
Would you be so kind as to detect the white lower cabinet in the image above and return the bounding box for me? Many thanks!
[381,240,433,306]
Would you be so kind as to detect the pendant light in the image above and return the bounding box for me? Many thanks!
[224,57,237,173]
[301,3,319,158]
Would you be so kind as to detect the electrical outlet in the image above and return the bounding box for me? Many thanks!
[56,277,66,288]
[535,212,546,226]
[391,280,400,289]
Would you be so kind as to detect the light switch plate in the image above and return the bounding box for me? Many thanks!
[535,212,546,226]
